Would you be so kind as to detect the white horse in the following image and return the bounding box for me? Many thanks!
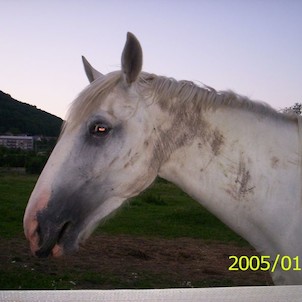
[24,32,302,285]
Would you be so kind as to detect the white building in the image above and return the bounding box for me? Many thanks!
[0,135,34,150]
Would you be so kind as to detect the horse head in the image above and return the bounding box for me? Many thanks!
[23,33,161,257]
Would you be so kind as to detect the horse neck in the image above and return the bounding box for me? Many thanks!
[157,106,302,256]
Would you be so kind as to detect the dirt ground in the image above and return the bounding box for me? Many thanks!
[0,234,273,289]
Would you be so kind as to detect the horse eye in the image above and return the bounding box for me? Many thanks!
[89,123,111,136]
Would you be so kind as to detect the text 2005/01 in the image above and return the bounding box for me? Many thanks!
[229,255,301,272]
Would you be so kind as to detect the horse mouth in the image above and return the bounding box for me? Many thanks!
[24,188,122,258]
[34,221,77,258]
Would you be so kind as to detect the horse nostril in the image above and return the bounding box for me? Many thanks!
[57,221,72,244]
[36,223,43,247]
[34,220,72,258]
[35,247,51,258]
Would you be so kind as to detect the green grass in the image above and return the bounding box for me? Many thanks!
[1,269,225,290]
[97,180,246,244]
[0,173,37,238]
[0,173,246,243]
[0,270,74,290]
[0,173,249,289]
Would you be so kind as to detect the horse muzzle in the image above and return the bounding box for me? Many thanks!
[24,176,124,258]
[35,218,78,258]
[24,206,80,258]
[23,187,89,258]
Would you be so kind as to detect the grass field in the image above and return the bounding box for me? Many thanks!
[0,173,256,289]
[0,173,246,243]
[0,173,38,238]
[97,179,248,244]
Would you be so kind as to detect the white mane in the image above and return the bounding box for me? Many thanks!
[63,70,296,134]
[138,73,294,121]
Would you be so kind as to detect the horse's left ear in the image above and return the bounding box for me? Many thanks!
[82,56,104,83]
[121,32,143,85]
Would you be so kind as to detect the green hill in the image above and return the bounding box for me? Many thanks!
[0,91,63,136]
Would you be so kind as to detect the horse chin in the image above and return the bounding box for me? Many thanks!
[35,242,79,258]
[35,222,98,258]
[35,236,81,258]
[33,219,81,258]
[46,244,65,258]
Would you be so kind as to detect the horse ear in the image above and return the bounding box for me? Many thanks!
[121,32,143,85]
[82,56,103,83]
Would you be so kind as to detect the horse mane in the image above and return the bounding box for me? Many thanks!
[63,69,296,133]
[138,72,295,121]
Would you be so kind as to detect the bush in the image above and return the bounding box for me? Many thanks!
[0,147,26,167]
[0,146,48,174]
[25,156,47,174]
[142,193,166,206]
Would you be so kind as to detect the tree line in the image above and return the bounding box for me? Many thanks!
[0,138,57,174]
[0,90,63,173]
[0,90,63,136]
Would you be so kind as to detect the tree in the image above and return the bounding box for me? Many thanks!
[281,103,302,115]
[25,156,47,174]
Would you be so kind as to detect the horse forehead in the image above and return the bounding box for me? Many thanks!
[98,89,123,110]
[97,88,139,119]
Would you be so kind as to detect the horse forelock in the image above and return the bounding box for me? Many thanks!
[62,71,122,133]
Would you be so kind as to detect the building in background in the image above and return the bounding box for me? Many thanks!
[0,135,34,150]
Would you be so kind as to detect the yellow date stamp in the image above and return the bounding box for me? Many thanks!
[229,255,301,272]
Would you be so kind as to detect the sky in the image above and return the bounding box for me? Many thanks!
[0,0,301,119]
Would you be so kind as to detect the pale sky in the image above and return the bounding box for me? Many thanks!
[1,0,301,119]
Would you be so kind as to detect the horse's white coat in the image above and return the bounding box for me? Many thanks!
[158,108,301,285]
[24,32,302,284]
